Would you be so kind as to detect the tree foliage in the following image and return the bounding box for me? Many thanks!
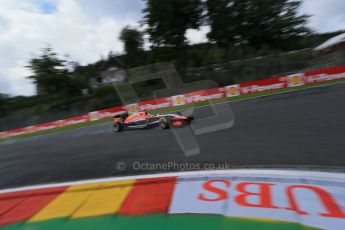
[119,26,144,66]
[206,0,310,50]
[119,26,144,54]
[26,47,72,96]
[0,93,8,117]
[143,0,203,48]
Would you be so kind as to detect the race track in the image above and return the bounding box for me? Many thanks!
[1,83,345,189]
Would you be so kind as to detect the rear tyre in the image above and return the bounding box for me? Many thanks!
[113,122,122,133]
[159,118,170,129]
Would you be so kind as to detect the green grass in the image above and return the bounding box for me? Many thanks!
[0,214,318,230]
[1,79,345,143]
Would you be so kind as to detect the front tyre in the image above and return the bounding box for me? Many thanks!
[113,122,122,133]
[159,118,170,129]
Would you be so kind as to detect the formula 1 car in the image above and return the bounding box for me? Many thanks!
[112,111,193,133]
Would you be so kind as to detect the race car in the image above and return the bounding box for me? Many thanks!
[112,111,193,133]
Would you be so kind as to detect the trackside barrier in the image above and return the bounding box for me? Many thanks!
[1,65,345,139]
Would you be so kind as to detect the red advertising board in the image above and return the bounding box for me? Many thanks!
[94,106,126,120]
[0,131,8,138]
[62,115,90,126]
[239,76,287,95]
[139,97,173,111]
[304,66,345,84]
[31,121,60,132]
[185,88,225,104]
[5,128,29,137]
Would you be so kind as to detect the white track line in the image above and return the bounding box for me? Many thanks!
[0,169,344,194]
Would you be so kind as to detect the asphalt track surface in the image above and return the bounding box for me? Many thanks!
[1,83,345,189]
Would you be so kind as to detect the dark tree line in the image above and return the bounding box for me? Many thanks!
[27,47,71,96]
[120,0,310,58]
[205,0,310,50]
[143,0,203,48]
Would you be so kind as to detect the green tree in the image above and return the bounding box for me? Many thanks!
[27,47,71,96]
[119,26,144,55]
[0,93,8,117]
[119,26,144,66]
[205,0,236,47]
[143,0,203,48]
[206,0,310,50]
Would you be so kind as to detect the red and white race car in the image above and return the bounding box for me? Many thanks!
[112,111,193,133]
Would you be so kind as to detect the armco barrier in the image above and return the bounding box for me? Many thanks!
[1,65,345,139]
